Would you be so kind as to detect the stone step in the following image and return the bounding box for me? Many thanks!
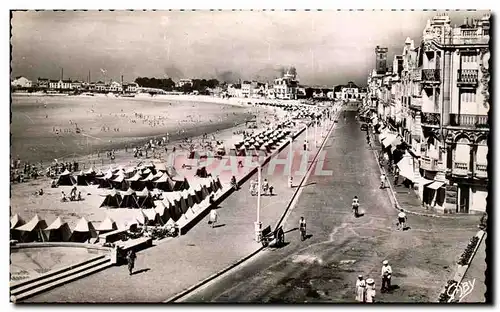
[11,257,111,302]
[10,254,106,290]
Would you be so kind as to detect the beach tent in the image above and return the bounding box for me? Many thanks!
[172,176,189,191]
[10,214,25,240]
[76,171,89,186]
[143,209,164,226]
[120,188,140,208]
[124,167,136,178]
[154,162,167,172]
[181,190,195,210]
[112,173,128,191]
[44,217,72,242]
[152,171,164,181]
[153,173,174,192]
[97,216,118,234]
[96,170,114,189]
[214,177,223,192]
[57,170,76,186]
[188,187,201,204]
[164,192,183,221]
[136,187,155,208]
[15,214,48,243]
[165,166,178,179]
[142,168,152,175]
[195,167,210,178]
[154,201,171,223]
[70,217,98,243]
[126,171,144,191]
[100,189,123,208]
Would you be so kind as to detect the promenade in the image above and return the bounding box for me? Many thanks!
[25,104,342,302]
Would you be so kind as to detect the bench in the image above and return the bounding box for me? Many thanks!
[98,229,128,244]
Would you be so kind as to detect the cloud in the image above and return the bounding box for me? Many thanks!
[11,10,490,86]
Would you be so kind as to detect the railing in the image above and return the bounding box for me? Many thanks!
[420,156,439,171]
[452,161,469,176]
[421,69,440,82]
[421,112,440,126]
[449,114,489,128]
[475,164,488,178]
[457,69,478,86]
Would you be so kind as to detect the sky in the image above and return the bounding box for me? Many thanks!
[11,10,489,87]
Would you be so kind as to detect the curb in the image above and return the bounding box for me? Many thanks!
[437,230,486,302]
[165,105,341,303]
[371,149,467,220]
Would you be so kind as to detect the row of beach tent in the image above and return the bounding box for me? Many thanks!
[57,162,189,192]
[10,178,225,243]
[100,177,222,213]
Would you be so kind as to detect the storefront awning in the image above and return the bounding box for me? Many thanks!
[396,155,415,182]
[427,181,445,190]
[382,134,398,147]
[419,177,434,186]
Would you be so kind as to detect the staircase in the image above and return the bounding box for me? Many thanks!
[10,254,112,303]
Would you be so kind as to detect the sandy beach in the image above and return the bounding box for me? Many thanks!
[10,94,269,164]
[10,94,292,230]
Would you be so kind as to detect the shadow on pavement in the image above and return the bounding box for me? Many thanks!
[284,227,298,234]
[304,234,313,240]
[132,268,151,276]
[213,223,226,228]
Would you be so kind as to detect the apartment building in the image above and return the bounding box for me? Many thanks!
[364,13,490,214]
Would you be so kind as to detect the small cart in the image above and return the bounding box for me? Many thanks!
[260,225,285,248]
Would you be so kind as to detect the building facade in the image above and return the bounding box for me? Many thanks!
[11,76,32,88]
[364,13,490,214]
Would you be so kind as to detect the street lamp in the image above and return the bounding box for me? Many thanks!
[314,118,318,147]
[254,165,262,242]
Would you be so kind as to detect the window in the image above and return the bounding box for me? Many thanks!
[476,139,488,165]
[455,138,471,167]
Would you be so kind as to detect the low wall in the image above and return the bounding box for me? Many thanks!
[11,242,112,253]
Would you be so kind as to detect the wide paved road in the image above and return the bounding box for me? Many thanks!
[181,110,479,303]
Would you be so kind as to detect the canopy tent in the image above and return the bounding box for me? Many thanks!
[152,171,164,181]
[172,177,189,191]
[126,172,142,182]
[136,209,147,225]
[181,190,195,210]
[154,162,168,172]
[120,188,140,208]
[124,167,136,178]
[57,170,76,186]
[382,134,402,148]
[15,214,48,242]
[70,217,98,242]
[100,189,123,208]
[97,216,118,233]
[142,168,152,175]
[44,217,72,242]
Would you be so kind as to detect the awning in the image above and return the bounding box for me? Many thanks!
[427,181,445,190]
[382,134,398,147]
[396,154,415,182]
[419,177,434,186]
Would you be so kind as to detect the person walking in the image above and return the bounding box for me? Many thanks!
[365,279,376,303]
[355,275,366,302]
[381,260,392,292]
[379,173,386,189]
[209,208,219,228]
[126,249,137,276]
[397,209,407,231]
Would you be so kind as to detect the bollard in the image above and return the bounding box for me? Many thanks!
[254,221,263,242]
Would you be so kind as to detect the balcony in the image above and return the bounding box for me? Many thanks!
[452,161,470,177]
[449,114,489,128]
[420,156,439,172]
[457,69,478,87]
[421,69,440,84]
[411,69,421,81]
[421,112,440,126]
[475,163,488,179]
[409,96,422,110]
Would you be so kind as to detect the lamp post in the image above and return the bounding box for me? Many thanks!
[289,137,293,176]
[314,118,318,147]
[254,165,262,242]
